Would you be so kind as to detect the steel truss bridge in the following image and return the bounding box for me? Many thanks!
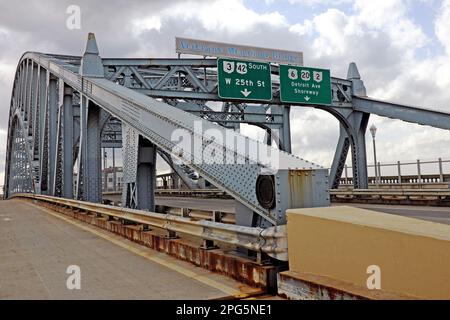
[5,33,450,236]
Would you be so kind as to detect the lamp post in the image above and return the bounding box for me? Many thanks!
[369,124,378,187]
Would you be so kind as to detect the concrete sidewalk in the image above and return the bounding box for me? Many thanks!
[0,199,260,299]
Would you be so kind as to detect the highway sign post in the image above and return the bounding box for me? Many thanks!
[217,58,272,101]
[279,65,332,105]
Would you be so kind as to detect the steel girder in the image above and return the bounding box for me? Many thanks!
[121,124,157,210]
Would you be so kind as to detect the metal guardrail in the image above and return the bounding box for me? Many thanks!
[103,189,236,223]
[12,193,288,261]
[103,189,231,199]
[155,189,231,198]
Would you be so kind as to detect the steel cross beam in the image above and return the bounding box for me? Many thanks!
[353,97,450,130]
[100,57,353,107]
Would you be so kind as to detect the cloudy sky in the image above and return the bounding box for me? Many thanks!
[1,0,450,182]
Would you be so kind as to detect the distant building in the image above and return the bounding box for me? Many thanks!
[102,167,123,191]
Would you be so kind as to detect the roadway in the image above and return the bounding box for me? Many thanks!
[334,203,450,225]
[0,199,260,299]
[153,196,450,225]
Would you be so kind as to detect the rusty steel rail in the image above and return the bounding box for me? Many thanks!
[330,189,450,200]
[103,189,231,198]
[155,189,231,198]
[13,193,288,261]
[330,188,450,199]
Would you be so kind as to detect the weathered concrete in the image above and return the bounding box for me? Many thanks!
[277,271,412,300]
[0,199,260,299]
[284,206,450,300]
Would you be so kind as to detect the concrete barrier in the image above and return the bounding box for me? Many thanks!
[278,206,450,300]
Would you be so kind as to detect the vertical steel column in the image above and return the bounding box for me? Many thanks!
[121,125,156,211]
[38,70,49,194]
[25,60,33,125]
[121,123,138,208]
[76,98,102,202]
[75,95,88,200]
[103,148,107,191]
[349,63,369,189]
[85,101,102,202]
[330,62,369,190]
[30,63,39,142]
[112,148,116,191]
[350,117,369,189]
[397,161,402,184]
[281,105,292,153]
[329,125,351,189]
[63,85,74,198]
[22,60,29,118]
[136,136,156,211]
[76,33,104,201]
[48,76,58,194]
[27,60,32,121]
[438,158,443,183]
[17,64,23,112]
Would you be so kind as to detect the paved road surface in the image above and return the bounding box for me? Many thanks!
[0,199,259,299]
[154,196,450,225]
[333,203,450,225]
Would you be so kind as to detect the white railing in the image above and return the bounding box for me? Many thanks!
[336,158,450,186]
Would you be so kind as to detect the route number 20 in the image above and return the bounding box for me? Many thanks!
[300,70,310,81]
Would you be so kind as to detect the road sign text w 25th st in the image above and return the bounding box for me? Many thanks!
[217,58,272,101]
[279,65,331,105]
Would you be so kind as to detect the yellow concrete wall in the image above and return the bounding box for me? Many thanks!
[286,206,450,299]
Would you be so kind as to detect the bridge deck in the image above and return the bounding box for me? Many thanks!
[335,203,450,225]
[0,199,260,299]
[150,196,450,225]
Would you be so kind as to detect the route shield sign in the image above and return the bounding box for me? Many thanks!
[217,58,272,101]
[279,65,332,105]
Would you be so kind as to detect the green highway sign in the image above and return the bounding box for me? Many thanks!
[217,58,272,101]
[279,65,332,105]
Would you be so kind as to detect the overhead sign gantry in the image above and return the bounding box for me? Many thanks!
[279,65,332,105]
[176,37,331,105]
[217,58,272,101]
